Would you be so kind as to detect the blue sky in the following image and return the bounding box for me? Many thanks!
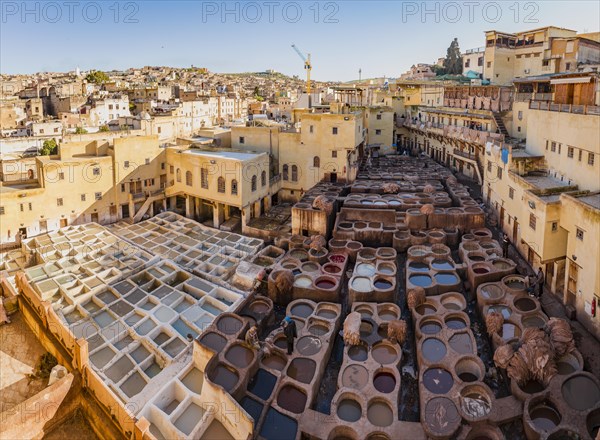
[1,1,599,80]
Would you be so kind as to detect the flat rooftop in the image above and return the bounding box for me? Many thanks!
[576,193,600,210]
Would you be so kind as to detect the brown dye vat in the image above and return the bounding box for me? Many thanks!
[355,306,373,318]
[415,304,437,315]
[341,364,369,390]
[377,323,388,339]
[348,345,368,361]
[521,380,545,394]
[337,399,362,422]
[316,308,337,320]
[373,372,396,393]
[287,358,316,384]
[217,316,243,335]
[277,385,307,414]
[530,402,561,431]
[316,279,336,289]
[504,279,526,290]
[372,344,398,365]
[422,338,447,363]
[368,401,393,427]
[297,336,322,355]
[209,365,238,391]
[459,373,479,383]
[588,409,600,438]
[225,345,254,368]
[522,315,546,328]
[421,320,442,335]
[250,301,270,314]
[562,375,600,411]
[468,254,486,262]
[515,297,537,312]
[492,260,512,270]
[199,332,227,352]
[445,317,467,330]
[360,321,374,338]
[291,303,314,318]
[423,368,454,394]
[449,333,473,354]
[461,390,491,417]
[556,353,579,375]
[473,267,489,274]
[323,264,341,274]
[378,310,398,321]
[263,354,286,371]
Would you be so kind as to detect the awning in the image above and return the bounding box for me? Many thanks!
[550,77,592,85]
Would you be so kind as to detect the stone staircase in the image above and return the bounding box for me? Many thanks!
[132,191,165,224]
[492,112,509,137]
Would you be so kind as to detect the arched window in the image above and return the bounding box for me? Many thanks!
[176,168,181,182]
[251,175,257,192]
[231,179,238,195]
[217,176,225,193]
[261,170,266,187]
[313,156,320,168]
[291,165,298,182]
[185,171,192,186]
[283,164,289,181]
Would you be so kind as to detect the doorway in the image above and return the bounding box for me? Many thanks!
[91,213,99,223]
[39,220,48,233]
[330,173,337,183]
[121,204,130,219]
[60,218,68,228]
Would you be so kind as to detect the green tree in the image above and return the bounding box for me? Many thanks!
[432,65,447,76]
[85,70,109,84]
[74,127,88,134]
[40,139,58,156]
[99,125,110,132]
[443,38,463,75]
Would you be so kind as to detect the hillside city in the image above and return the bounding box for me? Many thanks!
[1,24,599,440]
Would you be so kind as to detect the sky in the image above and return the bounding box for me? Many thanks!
[1,1,599,81]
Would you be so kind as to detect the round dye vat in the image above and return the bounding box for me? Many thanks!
[562,375,600,411]
[348,345,368,362]
[373,372,396,393]
[355,306,374,318]
[294,276,312,288]
[337,399,362,422]
[473,267,490,274]
[461,390,491,418]
[274,337,288,350]
[355,263,376,277]
[351,277,371,293]
[431,260,454,270]
[488,305,512,319]
[368,402,393,427]
[556,353,579,375]
[449,333,473,354]
[515,297,537,312]
[422,338,447,363]
[338,222,353,229]
[468,254,486,262]
[505,279,526,290]
[420,320,442,335]
[408,262,429,272]
[296,336,322,356]
[378,308,398,321]
[492,260,512,270]
[290,303,314,318]
[262,355,286,371]
[287,358,316,384]
[374,279,393,290]
[277,385,307,414]
[316,308,337,320]
[308,324,329,336]
[289,249,308,261]
[435,273,459,285]
[501,323,521,341]
[341,364,368,390]
[520,380,545,394]
[199,332,227,352]
[523,315,546,328]
[225,345,254,368]
[302,262,319,272]
[377,323,388,339]
[316,279,336,290]
[378,264,395,275]
[455,358,483,383]
[372,344,398,365]
[480,285,503,300]
[323,264,341,274]
[409,274,433,288]
[216,316,243,335]
[415,304,437,316]
[530,402,561,431]
[423,368,454,394]
[360,321,374,338]
[588,409,600,439]
[445,317,467,330]
[208,365,238,391]
[250,301,270,314]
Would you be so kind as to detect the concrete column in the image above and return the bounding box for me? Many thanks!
[185,196,192,218]
[213,203,225,228]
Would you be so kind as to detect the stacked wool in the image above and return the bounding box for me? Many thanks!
[423,184,436,194]
[517,338,557,386]
[387,319,407,345]
[407,287,426,310]
[485,311,504,336]
[545,318,575,357]
[309,235,327,251]
[382,183,400,194]
[273,270,294,297]
[343,312,361,346]
[446,175,458,185]
[493,344,515,370]
[420,204,435,215]
[312,195,333,215]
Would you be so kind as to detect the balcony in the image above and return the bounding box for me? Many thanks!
[529,101,600,115]
[403,120,504,147]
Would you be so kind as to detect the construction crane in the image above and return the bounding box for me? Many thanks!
[291,44,312,96]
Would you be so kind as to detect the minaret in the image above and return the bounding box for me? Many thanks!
[359,68,362,81]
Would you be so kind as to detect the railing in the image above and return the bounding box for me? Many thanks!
[404,120,505,145]
[453,148,478,161]
[270,174,281,185]
[529,101,600,115]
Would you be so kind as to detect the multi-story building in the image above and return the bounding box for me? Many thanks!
[462,47,485,76]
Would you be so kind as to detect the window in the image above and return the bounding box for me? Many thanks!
[161,162,165,170]
[551,222,558,232]
[487,162,492,173]
[487,61,492,68]
[542,60,549,67]
[201,168,208,188]
[169,165,174,174]
[332,150,337,158]
[218,177,225,193]
[551,142,556,152]
[186,171,193,186]
[588,153,595,166]
[291,165,298,182]
[332,127,338,135]
[145,158,150,165]
[567,147,574,158]
[545,140,549,150]
[313,156,320,168]
[497,167,503,179]
[517,126,521,132]
[261,170,266,187]
[28,202,32,210]
[124,160,130,168]
[20,204,24,212]
[558,144,561,155]
[81,194,86,201]
[565,62,571,70]
[0,207,4,215]
[309,125,314,133]
[239,136,245,144]
[95,192,102,200]
[157,127,161,134]
[251,175,257,192]
[58,172,64,180]
[231,179,238,195]
[121,184,126,192]
[375,129,382,135]
[576,228,584,240]
[529,213,536,230]
[465,59,471,68]
[579,150,583,161]
[176,168,181,182]
[376,114,382,120]
[57,198,63,206]
[93,167,100,175]
[509,187,515,199]
[283,164,289,180]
